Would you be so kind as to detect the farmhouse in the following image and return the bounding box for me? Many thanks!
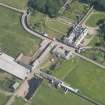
[63,25,88,47]
[0,53,30,80]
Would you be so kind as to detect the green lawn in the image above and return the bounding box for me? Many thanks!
[46,56,105,104]
[64,57,105,104]
[47,59,78,79]
[0,6,41,57]
[0,92,10,105]
[86,11,105,27]
[63,0,89,22]
[12,82,92,105]
[28,11,69,39]
[31,81,93,105]
[12,97,26,105]
[47,20,69,36]
[88,35,99,46]
[0,0,27,9]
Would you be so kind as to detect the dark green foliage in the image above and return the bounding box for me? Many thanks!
[97,19,105,45]
[80,0,105,11]
[79,0,92,4]
[28,0,67,17]
[93,0,105,11]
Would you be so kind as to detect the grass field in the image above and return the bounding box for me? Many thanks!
[0,6,41,57]
[10,45,105,105]
[29,11,69,39]
[45,56,105,104]
[47,20,69,35]
[12,97,26,105]
[47,58,78,79]
[12,82,92,105]
[63,0,89,22]
[31,81,93,105]
[0,0,27,9]
[63,57,105,104]
[86,11,105,27]
[0,92,10,105]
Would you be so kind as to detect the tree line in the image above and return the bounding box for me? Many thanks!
[80,0,105,11]
[28,0,105,17]
[28,0,67,17]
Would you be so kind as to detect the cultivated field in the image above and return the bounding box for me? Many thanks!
[0,6,41,57]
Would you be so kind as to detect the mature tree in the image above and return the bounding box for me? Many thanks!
[97,19,105,45]
[28,0,46,12]
[80,0,105,11]
[79,0,93,5]
[94,0,105,11]
[28,0,67,17]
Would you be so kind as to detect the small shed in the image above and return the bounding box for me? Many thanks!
[12,82,20,90]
